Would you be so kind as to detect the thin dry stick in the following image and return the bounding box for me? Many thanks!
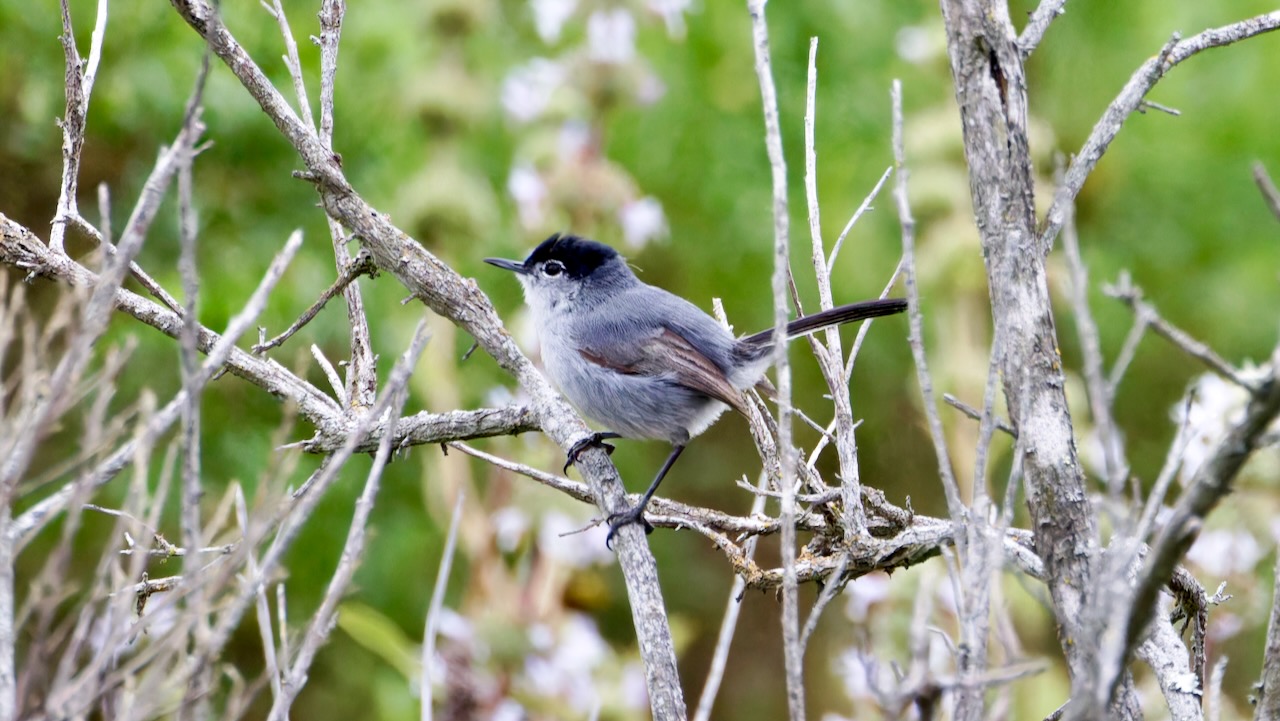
[252,251,374,354]
[1254,162,1280,223]
[269,324,431,721]
[235,485,283,707]
[421,492,465,721]
[1060,171,1127,495]
[828,166,893,270]
[1017,0,1069,56]
[1038,12,1280,253]
[49,0,109,255]
[1255,551,1280,720]
[802,36,865,540]
[176,61,213,721]
[690,475,767,721]
[1106,274,1253,390]
[746,2,803,717]
[891,80,961,518]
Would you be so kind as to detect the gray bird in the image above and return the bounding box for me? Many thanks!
[486,233,905,546]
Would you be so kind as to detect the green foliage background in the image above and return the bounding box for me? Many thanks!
[4,0,1279,718]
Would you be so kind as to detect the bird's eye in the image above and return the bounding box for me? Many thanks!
[543,260,565,277]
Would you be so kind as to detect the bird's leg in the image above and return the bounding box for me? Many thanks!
[564,431,623,474]
[606,444,686,549]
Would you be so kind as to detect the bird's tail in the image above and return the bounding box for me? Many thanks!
[740,297,907,347]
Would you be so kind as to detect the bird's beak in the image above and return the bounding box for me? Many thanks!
[484,257,528,275]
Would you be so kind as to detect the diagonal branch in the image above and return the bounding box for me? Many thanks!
[1038,12,1280,253]
[164,2,686,716]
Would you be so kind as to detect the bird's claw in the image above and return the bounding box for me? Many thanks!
[605,505,654,550]
[563,432,619,474]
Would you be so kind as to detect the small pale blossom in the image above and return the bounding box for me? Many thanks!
[645,0,692,38]
[587,9,636,64]
[501,58,566,123]
[522,613,608,713]
[492,506,531,552]
[508,163,548,229]
[1185,529,1263,576]
[620,661,649,709]
[896,25,937,64]
[531,0,578,43]
[539,511,614,567]
[618,197,668,249]
[1175,373,1247,484]
[491,699,526,721]
[557,121,593,160]
[844,572,891,623]
[835,647,878,701]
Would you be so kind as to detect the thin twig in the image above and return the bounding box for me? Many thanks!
[746,2,804,717]
[253,250,375,354]
[892,80,962,519]
[421,492,465,721]
[692,474,768,721]
[269,322,432,721]
[1253,162,1280,223]
[1106,273,1253,390]
[1017,0,1070,57]
[1039,12,1280,253]
[1059,165,1127,494]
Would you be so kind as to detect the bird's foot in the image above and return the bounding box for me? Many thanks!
[564,431,622,474]
[605,504,654,549]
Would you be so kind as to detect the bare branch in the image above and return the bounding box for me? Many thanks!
[1254,162,1280,224]
[745,2,803,717]
[1255,550,1280,719]
[1017,0,1069,57]
[1115,348,1280,700]
[1106,273,1254,390]
[1039,12,1280,252]
[420,493,464,721]
[892,80,962,519]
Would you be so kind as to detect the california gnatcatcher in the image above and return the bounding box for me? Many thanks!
[486,233,905,547]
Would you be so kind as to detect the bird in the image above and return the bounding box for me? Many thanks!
[486,233,905,547]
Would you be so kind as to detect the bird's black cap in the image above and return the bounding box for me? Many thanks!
[523,233,619,278]
[485,233,621,278]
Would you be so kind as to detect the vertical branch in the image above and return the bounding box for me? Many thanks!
[50,0,109,254]
[936,1,1114,712]
[0,508,12,721]
[175,66,211,721]
[891,80,961,518]
[746,1,802,718]
[1060,171,1127,493]
[1256,551,1280,719]
[801,37,866,540]
[421,493,465,721]
[315,0,376,410]
[268,321,432,721]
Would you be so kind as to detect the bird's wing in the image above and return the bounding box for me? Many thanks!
[578,326,751,418]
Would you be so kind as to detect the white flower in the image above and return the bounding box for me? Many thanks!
[835,647,877,701]
[645,0,692,38]
[844,572,890,623]
[538,511,614,567]
[531,0,578,44]
[492,506,531,552]
[501,59,566,123]
[587,9,636,64]
[618,197,668,249]
[1175,373,1247,484]
[508,163,547,229]
[1185,529,1262,576]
